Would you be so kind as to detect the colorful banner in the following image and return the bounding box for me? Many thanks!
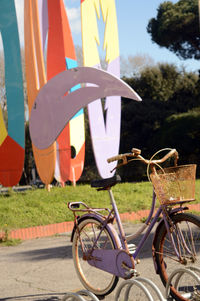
[81,0,121,178]
[24,0,56,185]
[0,0,24,186]
[47,0,85,185]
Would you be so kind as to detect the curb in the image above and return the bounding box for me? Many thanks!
[1,203,200,241]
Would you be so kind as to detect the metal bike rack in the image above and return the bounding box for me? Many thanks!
[115,267,200,301]
[187,266,200,275]
[115,277,165,301]
[62,290,99,301]
[165,266,200,300]
[62,267,200,301]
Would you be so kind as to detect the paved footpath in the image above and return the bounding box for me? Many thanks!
[0,223,166,301]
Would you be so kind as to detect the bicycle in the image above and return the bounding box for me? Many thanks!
[68,148,200,301]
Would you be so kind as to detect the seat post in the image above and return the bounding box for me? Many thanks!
[108,188,128,250]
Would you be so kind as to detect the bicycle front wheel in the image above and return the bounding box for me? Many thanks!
[154,213,200,301]
[72,217,119,297]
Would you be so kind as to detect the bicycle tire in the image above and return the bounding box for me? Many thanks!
[154,212,200,301]
[72,217,119,297]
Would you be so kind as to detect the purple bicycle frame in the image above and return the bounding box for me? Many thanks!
[69,187,190,278]
[109,188,188,262]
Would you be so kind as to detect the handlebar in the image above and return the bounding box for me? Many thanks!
[107,153,132,163]
[107,148,179,169]
[107,148,142,163]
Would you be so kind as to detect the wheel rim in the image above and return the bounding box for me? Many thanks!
[73,218,118,296]
[157,216,200,300]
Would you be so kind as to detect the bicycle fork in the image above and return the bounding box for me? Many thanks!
[163,212,196,264]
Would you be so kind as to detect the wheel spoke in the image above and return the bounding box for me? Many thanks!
[72,218,118,297]
[155,213,200,301]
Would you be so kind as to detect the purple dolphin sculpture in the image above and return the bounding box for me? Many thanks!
[29,67,141,149]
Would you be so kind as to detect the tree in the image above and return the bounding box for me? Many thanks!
[119,63,200,181]
[147,0,200,60]
[120,54,155,78]
[124,63,198,102]
[151,109,200,168]
[75,45,83,67]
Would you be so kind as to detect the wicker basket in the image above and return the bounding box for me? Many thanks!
[150,164,196,205]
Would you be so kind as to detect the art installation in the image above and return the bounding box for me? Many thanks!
[0,0,141,187]
[24,0,56,186]
[81,0,121,178]
[29,67,141,149]
[0,0,24,187]
[25,0,85,186]
[47,0,85,185]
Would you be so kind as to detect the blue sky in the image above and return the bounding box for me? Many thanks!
[13,0,199,73]
[64,0,199,73]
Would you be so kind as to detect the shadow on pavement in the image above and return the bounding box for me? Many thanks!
[0,293,65,301]
[6,245,73,261]
[6,229,155,263]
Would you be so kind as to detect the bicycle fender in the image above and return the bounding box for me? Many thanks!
[70,213,122,249]
[152,207,188,273]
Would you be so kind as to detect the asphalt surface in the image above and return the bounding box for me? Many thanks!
[0,223,166,301]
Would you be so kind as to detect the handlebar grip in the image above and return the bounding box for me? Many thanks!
[163,148,178,161]
[107,154,125,163]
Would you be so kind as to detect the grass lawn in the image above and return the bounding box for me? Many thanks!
[0,180,199,232]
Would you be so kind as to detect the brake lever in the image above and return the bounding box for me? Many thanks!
[110,156,143,173]
[110,156,128,173]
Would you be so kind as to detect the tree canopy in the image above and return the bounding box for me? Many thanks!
[119,63,200,181]
[147,0,200,60]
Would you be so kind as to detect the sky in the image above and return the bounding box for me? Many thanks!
[13,0,199,73]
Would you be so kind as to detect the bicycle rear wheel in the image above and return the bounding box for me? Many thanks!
[154,213,200,301]
[72,217,119,297]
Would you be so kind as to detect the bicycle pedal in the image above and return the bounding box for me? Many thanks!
[128,243,136,254]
